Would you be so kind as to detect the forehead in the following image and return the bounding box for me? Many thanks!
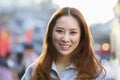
[55,16,80,30]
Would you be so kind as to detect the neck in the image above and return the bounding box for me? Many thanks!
[55,54,71,66]
[54,54,72,75]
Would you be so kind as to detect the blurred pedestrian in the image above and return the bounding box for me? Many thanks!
[0,55,13,80]
[23,44,38,68]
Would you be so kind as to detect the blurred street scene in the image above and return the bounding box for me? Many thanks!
[0,0,120,80]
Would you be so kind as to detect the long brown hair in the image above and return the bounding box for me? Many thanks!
[31,7,106,80]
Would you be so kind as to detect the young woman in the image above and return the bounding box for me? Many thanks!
[21,7,106,80]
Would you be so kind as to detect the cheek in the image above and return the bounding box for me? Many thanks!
[52,32,61,42]
[72,37,80,44]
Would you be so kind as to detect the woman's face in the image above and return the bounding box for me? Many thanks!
[52,16,81,56]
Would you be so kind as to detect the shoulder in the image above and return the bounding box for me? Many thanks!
[21,63,35,80]
[95,70,106,80]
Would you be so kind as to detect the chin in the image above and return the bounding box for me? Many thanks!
[60,51,72,56]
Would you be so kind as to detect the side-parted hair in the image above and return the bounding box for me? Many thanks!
[31,7,106,80]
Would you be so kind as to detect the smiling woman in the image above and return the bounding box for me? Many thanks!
[52,16,80,57]
[21,7,106,80]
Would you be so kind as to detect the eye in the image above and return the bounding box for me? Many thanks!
[56,30,63,33]
[70,31,77,34]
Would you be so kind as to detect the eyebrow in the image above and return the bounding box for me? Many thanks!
[55,27,79,31]
[55,27,64,29]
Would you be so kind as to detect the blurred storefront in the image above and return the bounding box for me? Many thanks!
[0,0,59,53]
[90,22,111,59]
[90,0,120,60]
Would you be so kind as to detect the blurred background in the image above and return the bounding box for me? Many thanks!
[0,0,120,80]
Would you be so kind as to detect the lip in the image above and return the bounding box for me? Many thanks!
[59,44,71,50]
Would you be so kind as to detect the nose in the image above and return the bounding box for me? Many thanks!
[61,34,69,42]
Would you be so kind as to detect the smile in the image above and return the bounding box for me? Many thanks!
[59,44,71,50]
